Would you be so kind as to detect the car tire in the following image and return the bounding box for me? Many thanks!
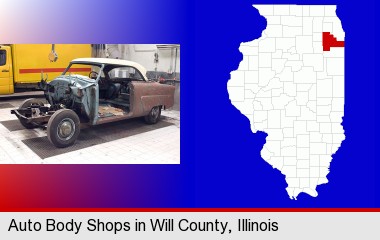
[47,109,80,148]
[144,106,161,124]
[18,98,45,129]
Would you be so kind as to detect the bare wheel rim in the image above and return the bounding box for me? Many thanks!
[57,118,75,141]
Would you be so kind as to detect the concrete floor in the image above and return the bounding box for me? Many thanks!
[0,96,180,164]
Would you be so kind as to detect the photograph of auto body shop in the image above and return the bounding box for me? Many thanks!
[0,44,180,164]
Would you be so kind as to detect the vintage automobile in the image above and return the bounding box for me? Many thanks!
[11,58,175,148]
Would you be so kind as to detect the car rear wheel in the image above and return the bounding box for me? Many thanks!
[18,98,45,129]
[144,106,161,124]
[47,109,80,148]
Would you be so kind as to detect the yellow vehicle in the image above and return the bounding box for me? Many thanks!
[0,44,91,95]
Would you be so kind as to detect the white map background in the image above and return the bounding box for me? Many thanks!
[228,5,345,199]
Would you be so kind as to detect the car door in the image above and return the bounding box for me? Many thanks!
[0,46,13,94]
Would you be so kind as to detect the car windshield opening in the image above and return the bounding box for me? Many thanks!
[63,63,104,80]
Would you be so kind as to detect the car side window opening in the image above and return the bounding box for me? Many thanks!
[108,66,144,80]
[0,50,6,66]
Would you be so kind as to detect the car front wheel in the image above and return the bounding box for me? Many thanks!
[47,109,80,148]
[18,98,45,129]
[144,106,161,124]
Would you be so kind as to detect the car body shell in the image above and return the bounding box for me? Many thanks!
[13,58,175,126]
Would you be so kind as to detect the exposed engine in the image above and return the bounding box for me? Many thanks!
[40,75,95,112]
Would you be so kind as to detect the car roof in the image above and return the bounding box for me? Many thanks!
[71,58,148,80]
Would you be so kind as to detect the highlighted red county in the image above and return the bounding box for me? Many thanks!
[323,32,345,51]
